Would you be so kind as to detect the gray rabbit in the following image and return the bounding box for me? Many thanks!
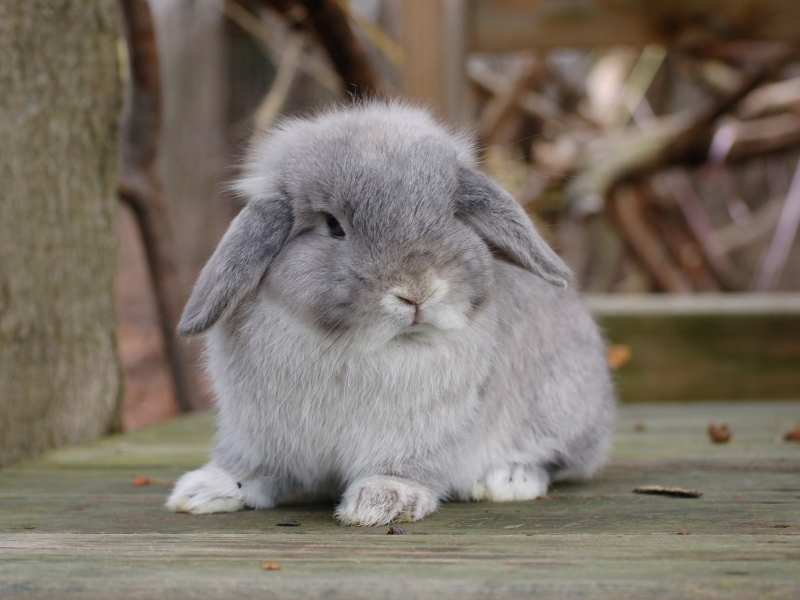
[166,103,616,525]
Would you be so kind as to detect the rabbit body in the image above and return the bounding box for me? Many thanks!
[167,103,615,525]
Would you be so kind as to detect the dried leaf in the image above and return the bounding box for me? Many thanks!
[783,426,800,441]
[633,485,702,498]
[276,519,300,527]
[707,424,732,443]
[386,524,406,535]
[260,561,284,571]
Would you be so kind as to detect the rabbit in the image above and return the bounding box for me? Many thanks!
[166,102,616,526]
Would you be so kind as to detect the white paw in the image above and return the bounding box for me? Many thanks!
[335,476,438,526]
[471,465,548,502]
[166,463,246,514]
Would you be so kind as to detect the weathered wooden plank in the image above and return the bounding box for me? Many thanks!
[1,532,798,599]
[472,0,800,51]
[1,402,799,598]
[587,293,800,402]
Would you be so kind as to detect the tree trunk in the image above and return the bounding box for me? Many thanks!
[0,0,122,467]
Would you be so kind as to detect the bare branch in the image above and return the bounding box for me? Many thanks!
[117,0,197,412]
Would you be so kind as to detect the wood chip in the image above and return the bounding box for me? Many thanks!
[606,344,632,370]
[276,519,300,527]
[633,486,702,498]
[386,524,406,535]
[634,422,646,432]
[707,424,732,443]
[260,561,284,570]
[783,426,800,441]
[133,476,174,487]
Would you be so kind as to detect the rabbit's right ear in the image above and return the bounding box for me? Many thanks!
[178,198,293,336]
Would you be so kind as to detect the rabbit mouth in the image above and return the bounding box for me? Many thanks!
[395,304,469,336]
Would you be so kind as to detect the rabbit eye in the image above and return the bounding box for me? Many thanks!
[325,213,346,239]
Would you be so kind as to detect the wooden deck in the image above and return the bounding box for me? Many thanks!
[2,400,799,599]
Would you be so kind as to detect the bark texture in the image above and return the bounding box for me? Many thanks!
[0,0,122,467]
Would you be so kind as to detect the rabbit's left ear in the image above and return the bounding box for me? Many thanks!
[456,167,571,288]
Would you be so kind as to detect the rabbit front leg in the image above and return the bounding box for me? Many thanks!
[335,475,439,526]
[166,463,276,514]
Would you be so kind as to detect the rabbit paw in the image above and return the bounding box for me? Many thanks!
[335,476,438,526]
[166,463,246,514]
[471,465,548,501]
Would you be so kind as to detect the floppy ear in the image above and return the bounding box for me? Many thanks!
[178,198,293,335]
[456,166,571,288]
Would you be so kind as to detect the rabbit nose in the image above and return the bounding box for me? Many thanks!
[393,291,426,325]
[394,292,423,307]
[393,278,440,306]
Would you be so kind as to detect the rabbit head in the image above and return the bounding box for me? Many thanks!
[178,103,571,343]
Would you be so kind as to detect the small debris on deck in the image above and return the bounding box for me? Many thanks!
[707,424,732,443]
[387,524,406,535]
[276,519,301,527]
[606,344,632,370]
[784,426,800,441]
[260,561,284,571]
[133,476,174,487]
[633,486,703,498]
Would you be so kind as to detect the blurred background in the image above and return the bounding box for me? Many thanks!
[2,0,799,467]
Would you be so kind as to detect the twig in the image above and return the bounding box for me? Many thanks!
[620,44,668,129]
[633,486,702,498]
[738,76,800,119]
[753,159,800,291]
[117,0,196,412]
[257,0,383,99]
[335,0,404,68]
[254,31,305,129]
[613,185,692,293]
[216,0,340,93]
[478,53,540,143]
[659,215,719,291]
[710,198,783,254]
[656,169,748,290]
[468,59,566,127]
[567,44,796,215]
[709,113,800,163]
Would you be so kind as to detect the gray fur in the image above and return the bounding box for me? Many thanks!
[178,199,293,335]
[166,102,616,525]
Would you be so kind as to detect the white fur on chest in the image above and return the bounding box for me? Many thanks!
[206,300,495,494]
